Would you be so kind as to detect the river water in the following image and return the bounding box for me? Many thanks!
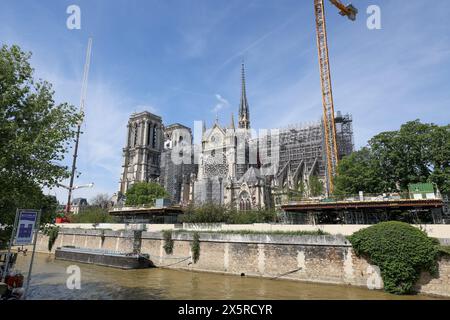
[13,253,443,300]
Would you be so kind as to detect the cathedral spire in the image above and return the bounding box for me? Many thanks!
[230,113,235,130]
[238,62,250,129]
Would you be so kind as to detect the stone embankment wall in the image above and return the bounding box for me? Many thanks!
[57,223,450,242]
[35,228,450,297]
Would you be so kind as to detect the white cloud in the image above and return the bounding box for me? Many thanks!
[212,94,230,113]
[31,62,132,203]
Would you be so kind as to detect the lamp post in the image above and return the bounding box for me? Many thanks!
[57,182,94,213]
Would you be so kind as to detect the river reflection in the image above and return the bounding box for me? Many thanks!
[14,253,443,300]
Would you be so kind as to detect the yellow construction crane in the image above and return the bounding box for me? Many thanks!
[314,0,357,195]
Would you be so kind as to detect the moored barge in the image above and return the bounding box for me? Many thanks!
[55,246,153,269]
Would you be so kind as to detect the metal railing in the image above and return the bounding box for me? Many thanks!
[286,191,442,205]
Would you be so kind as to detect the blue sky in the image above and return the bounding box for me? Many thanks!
[1,0,449,203]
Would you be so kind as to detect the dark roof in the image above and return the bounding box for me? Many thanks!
[238,167,262,184]
[71,198,88,206]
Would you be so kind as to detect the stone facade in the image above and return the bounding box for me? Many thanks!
[34,229,450,297]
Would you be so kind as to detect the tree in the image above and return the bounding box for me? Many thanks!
[309,175,324,197]
[69,206,116,223]
[427,124,450,194]
[124,182,170,206]
[90,193,111,208]
[334,120,450,195]
[370,121,433,191]
[334,147,386,195]
[0,44,79,247]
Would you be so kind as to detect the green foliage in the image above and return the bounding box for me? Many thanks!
[175,229,328,236]
[181,203,279,224]
[42,225,60,252]
[348,221,439,294]
[228,209,278,224]
[335,120,450,195]
[191,232,200,264]
[69,207,116,223]
[100,229,106,245]
[309,175,324,197]
[124,182,169,206]
[438,246,450,256]
[297,179,306,198]
[182,203,228,223]
[0,194,59,249]
[334,147,386,195]
[163,230,174,255]
[0,44,79,232]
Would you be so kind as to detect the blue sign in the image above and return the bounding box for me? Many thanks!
[14,211,38,245]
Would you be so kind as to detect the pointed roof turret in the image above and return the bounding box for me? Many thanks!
[230,113,235,130]
[238,62,250,129]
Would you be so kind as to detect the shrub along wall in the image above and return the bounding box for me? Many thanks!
[348,221,441,294]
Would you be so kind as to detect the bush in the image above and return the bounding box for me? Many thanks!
[181,203,279,224]
[69,207,117,223]
[227,209,278,224]
[191,232,200,263]
[163,230,174,255]
[182,203,229,223]
[439,245,450,256]
[42,225,60,252]
[348,221,439,294]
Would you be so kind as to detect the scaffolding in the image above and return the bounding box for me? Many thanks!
[265,114,352,184]
[159,124,197,205]
[335,111,354,159]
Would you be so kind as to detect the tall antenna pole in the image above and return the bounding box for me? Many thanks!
[66,38,93,213]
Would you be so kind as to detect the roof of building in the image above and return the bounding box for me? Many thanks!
[408,183,434,193]
[72,198,88,206]
[238,167,262,184]
[129,110,162,121]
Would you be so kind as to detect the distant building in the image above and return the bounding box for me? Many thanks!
[70,198,88,214]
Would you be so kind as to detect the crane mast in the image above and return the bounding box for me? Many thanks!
[313,0,356,195]
[66,38,93,213]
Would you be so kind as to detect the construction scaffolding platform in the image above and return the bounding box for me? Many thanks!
[281,194,446,224]
[109,206,183,223]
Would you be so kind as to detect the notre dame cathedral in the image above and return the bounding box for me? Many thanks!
[118,63,354,210]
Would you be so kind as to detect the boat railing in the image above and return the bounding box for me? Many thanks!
[59,246,133,257]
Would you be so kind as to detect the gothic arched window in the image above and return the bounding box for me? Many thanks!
[239,199,244,211]
[133,124,138,147]
[239,191,251,212]
[147,123,152,146]
[152,126,157,148]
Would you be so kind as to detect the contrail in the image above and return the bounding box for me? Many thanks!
[215,13,299,73]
